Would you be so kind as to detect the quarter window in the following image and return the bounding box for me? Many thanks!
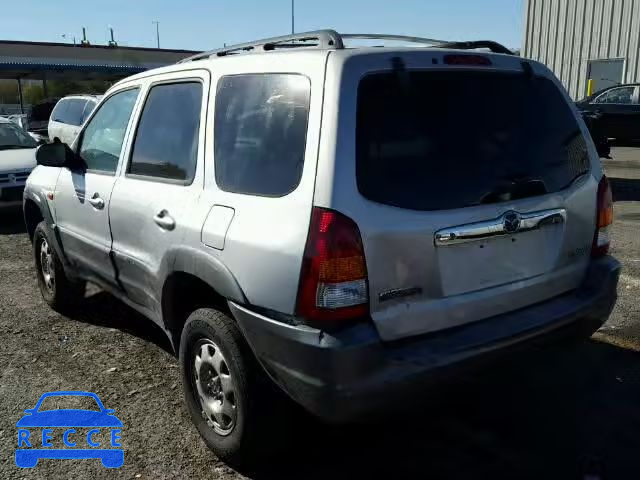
[78,88,139,173]
[214,74,311,196]
[128,82,202,182]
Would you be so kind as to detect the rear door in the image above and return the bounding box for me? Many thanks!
[109,72,208,314]
[325,52,598,341]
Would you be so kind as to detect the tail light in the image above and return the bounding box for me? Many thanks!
[296,207,369,324]
[592,175,613,258]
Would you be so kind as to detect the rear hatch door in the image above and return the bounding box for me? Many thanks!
[346,53,596,341]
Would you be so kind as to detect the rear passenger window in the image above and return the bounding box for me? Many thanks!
[214,74,310,196]
[128,82,202,182]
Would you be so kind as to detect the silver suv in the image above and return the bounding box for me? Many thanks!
[24,30,620,465]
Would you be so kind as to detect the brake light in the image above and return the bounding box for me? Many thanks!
[443,54,492,66]
[296,207,369,324]
[592,175,613,258]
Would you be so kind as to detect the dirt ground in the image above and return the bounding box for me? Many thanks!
[1,147,640,479]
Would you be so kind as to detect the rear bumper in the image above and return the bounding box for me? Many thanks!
[230,256,620,423]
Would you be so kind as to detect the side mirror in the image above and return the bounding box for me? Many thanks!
[23,409,35,415]
[104,409,115,415]
[36,141,83,169]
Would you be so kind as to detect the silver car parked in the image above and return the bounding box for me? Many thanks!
[24,30,619,466]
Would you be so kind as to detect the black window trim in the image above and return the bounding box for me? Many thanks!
[75,86,141,177]
[213,72,312,198]
[124,77,205,186]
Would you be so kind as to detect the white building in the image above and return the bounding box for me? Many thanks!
[522,0,640,99]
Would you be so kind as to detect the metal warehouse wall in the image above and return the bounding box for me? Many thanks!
[523,0,640,99]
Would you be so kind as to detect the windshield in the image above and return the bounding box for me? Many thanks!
[356,70,589,210]
[0,122,38,149]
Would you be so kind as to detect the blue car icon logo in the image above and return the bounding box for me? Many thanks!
[15,391,123,468]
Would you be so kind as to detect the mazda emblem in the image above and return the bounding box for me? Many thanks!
[503,211,521,234]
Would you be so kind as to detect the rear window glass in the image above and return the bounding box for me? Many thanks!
[356,71,589,211]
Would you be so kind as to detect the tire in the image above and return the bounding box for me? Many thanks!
[33,221,85,313]
[179,308,289,467]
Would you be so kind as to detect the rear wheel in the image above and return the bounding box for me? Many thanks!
[179,308,290,467]
[33,222,85,313]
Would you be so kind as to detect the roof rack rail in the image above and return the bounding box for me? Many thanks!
[62,92,103,97]
[433,40,513,55]
[178,29,344,63]
[178,30,513,63]
[340,33,450,46]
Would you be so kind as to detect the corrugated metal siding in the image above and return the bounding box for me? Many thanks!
[523,0,640,99]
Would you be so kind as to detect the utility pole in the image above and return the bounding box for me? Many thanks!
[291,0,295,34]
[152,21,160,48]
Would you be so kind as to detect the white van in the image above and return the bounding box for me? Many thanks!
[47,94,101,145]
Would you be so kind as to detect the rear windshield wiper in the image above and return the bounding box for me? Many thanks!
[477,178,548,205]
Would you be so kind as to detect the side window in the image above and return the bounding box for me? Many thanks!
[50,100,69,123]
[65,99,88,126]
[594,87,635,104]
[78,88,139,173]
[80,100,97,124]
[128,82,202,182]
[214,74,311,196]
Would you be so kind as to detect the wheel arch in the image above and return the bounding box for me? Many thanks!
[160,247,247,352]
[23,198,43,241]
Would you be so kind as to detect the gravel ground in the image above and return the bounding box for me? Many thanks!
[1,147,640,479]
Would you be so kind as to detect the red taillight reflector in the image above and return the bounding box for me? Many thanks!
[443,54,492,66]
[592,175,613,258]
[296,207,369,323]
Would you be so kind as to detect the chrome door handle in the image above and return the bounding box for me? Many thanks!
[88,193,105,210]
[153,210,176,231]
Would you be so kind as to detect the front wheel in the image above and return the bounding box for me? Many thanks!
[179,308,289,467]
[33,222,85,313]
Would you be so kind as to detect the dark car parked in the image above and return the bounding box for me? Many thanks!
[576,83,640,142]
[27,98,60,136]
